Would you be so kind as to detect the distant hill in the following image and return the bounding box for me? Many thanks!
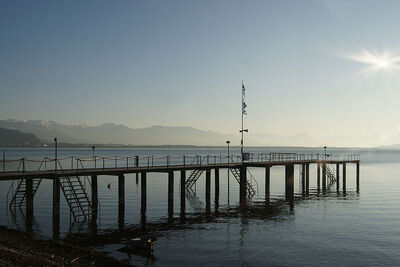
[0,119,234,146]
[0,127,42,146]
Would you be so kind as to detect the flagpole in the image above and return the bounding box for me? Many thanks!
[241,81,244,157]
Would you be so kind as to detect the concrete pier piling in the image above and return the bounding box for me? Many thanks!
[168,171,174,217]
[301,164,306,193]
[265,166,270,201]
[336,163,340,192]
[205,169,211,213]
[141,172,147,212]
[356,163,360,192]
[118,174,125,228]
[240,165,247,206]
[180,170,186,214]
[343,163,347,193]
[52,177,60,237]
[285,164,294,199]
[305,164,310,194]
[317,162,321,190]
[91,175,98,221]
[322,163,327,192]
[215,168,219,210]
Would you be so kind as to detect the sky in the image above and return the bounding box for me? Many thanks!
[2,0,400,147]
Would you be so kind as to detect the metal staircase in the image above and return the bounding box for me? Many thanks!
[8,158,46,211]
[7,158,93,222]
[185,169,205,189]
[325,164,338,183]
[185,155,258,199]
[57,161,92,222]
[228,167,256,198]
[9,178,42,209]
[185,156,208,189]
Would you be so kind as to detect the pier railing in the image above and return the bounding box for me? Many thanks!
[0,153,360,173]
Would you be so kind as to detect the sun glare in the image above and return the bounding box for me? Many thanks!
[344,49,400,73]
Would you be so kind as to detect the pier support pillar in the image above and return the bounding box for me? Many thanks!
[305,164,310,194]
[322,163,327,192]
[356,163,360,192]
[240,165,247,206]
[118,174,125,229]
[91,175,98,221]
[265,166,270,201]
[180,170,185,214]
[336,163,340,192]
[52,176,60,238]
[285,165,294,199]
[168,171,174,218]
[205,169,211,213]
[26,178,33,232]
[301,164,306,193]
[141,172,147,229]
[343,163,347,193]
[215,168,219,211]
[136,156,139,184]
[317,162,321,190]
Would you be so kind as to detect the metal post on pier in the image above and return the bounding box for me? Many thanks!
[52,138,59,238]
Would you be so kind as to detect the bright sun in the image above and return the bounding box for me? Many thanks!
[345,49,400,73]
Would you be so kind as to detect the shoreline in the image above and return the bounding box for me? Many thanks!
[0,226,133,266]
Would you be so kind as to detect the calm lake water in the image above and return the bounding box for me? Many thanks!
[1,147,400,266]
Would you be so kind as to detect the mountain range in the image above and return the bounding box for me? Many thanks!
[0,119,233,146]
[0,119,382,147]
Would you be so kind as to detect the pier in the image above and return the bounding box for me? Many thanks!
[1,152,360,236]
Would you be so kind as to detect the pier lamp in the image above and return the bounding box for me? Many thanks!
[226,141,230,162]
[324,146,327,159]
[226,140,231,204]
[92,146,96,168]
[54,138,58,171]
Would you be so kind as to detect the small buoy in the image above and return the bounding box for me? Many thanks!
[107,183,111,189]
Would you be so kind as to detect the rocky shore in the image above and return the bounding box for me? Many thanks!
[0,226,133,266]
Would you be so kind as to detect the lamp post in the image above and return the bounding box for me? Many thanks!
[324,146,327,160]
[226,140,230,204]
[92,146,96,168]
[54,138,58,172]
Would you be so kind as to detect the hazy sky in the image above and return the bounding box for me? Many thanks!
[2,0,400,147]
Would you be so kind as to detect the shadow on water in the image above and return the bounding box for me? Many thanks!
[60,187,358,263]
